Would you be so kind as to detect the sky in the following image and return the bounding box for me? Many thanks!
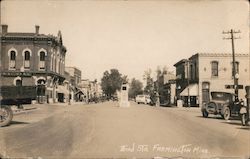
[1,0,249,82]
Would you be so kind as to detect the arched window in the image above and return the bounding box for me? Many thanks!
[9,50,16,69]
[211,61,218,77]
[24,51,31,69]
[39,51,46,69]
[16,79,22,86]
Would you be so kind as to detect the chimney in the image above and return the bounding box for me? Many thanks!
[35,25,40,34]
[1,25,8,34]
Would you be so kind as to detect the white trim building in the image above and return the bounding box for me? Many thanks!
[174,53,250,107]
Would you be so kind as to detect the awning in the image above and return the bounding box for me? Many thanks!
[180,84,198,96]
[57,85,69,94]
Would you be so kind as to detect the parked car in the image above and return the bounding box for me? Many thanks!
[135,95,151,104]
[201,91,241,120]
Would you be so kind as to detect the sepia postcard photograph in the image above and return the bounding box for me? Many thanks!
[0,0,249,158]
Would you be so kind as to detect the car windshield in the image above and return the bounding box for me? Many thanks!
[211,92,233,101]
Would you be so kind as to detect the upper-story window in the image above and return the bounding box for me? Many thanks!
[211,61,218,77]
[39,51,46,70]
[232,61,239,77]
[24,51,31,69]
[9,50,16,69]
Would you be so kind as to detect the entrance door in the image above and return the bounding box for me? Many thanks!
[202,82,210,104]
[37,79,46,104]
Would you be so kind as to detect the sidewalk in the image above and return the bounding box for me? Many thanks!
[11,104,37,114]
[159,105,201,113]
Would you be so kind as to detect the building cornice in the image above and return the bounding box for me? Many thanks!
[194,53,249,58]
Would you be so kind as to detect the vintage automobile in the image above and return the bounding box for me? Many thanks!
[201,91,241,120]
[0,86,37,127]
[135,95,151,104]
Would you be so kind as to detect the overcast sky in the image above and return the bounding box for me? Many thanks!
[1,0,249,82]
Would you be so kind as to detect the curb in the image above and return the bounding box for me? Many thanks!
[12,107,37,114]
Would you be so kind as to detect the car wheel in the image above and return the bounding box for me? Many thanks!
[202,109,209,118]
[223,107,231,120]
[0,106,13,127]
[137,102,140,104]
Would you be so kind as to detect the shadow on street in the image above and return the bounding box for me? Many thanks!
[10,121,30,125]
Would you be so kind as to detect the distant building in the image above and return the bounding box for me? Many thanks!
[163,74,176,106]
[78,79,91,103]
[78,79,101,103]
[65,66,82,102]
[174,53,250,107]
[65,67,81,86]
[0,25,67,103]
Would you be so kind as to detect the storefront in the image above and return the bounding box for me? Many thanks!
[180,84,199,107]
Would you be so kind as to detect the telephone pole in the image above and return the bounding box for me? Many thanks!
[223,29,241,99]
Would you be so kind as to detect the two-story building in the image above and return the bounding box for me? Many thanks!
[174,53,250,107]
[78,79,102,103]
[0,25,67,103]
[65,66,82,102]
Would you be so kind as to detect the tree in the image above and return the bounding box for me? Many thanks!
[128,78,143,99]
[101,69,126,99]
[143,69,154,97]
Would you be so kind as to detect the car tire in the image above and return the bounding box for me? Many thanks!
[202,109,209,118]
[0,106,13,127]
[223,107,231,120]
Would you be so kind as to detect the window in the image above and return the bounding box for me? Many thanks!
[24,51,31,68]
[10,51,16,69]
[16,79,22,86]
[232,62,239,77]
[39,51,46,69]
[211,61,218,77]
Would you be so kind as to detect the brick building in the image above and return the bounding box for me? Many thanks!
[174,53,250,107]
[65,67,82,102]
[0,25,67,103]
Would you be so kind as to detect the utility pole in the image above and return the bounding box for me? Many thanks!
[223,29,241,99]
[186,59,190,108]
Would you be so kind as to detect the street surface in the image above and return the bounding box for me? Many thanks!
[0,101,249,158]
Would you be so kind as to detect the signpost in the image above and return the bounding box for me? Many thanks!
[225,85,243,89]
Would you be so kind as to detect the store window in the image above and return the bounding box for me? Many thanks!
[231,61,239,77]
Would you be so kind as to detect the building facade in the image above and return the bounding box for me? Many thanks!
[0,25,67,103]
[78,79,102,103]
[174,53,250,107]
[65,67,82,102]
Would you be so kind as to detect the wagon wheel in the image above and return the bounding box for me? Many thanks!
[0,106,13,127]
